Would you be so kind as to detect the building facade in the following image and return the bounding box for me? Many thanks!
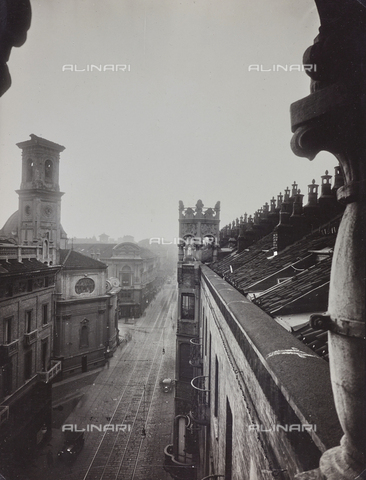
[0,138,67,476]
[0,257,61,472]
[54,249,119,376]
[73,241,161,319]
[0,135,120,476]
[165,188,345,480]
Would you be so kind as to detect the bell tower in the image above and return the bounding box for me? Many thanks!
[16,134,67,263]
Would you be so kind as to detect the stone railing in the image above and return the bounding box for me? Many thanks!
[38,360,62,383]
[0,339,19,357]
[24,330,37,346]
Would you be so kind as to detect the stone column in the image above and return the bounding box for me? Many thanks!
[291,2,366,478]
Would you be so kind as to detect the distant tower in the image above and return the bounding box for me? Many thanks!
[16,134,67,263]
[175,200,220,415]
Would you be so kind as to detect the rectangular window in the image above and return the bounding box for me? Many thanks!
[225,398,233,480]
[24,350,32,380]
[27,279,33,292]
[205,316,208,356]
[209,334,212,383]
[214,356,219,417]
[181,293,195,319]
[41,339,48,371]
[122,273,130,286]
[42,304,48,325]
[4,317,12,344]
[25,310,32,333]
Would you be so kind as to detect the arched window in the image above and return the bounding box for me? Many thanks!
[120,265,132,286]
[26,159,34,182]
[80,323,89,348]
[42,239,49,259]
[45,159,53,181]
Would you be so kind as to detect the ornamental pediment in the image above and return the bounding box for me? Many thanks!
[112,242,140,257]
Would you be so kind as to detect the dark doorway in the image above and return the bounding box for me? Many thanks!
[81,355,87,372]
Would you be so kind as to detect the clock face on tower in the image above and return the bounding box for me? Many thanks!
[43,205,54,217]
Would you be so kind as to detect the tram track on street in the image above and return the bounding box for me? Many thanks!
[81,285,176,480]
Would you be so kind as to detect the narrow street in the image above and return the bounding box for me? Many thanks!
[31,282,177,480]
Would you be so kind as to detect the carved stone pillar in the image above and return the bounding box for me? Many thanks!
[291,2,366,478]
[0,0,31,96]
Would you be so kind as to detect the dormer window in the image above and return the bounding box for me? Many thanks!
[45,159,53,181]
[26,159,34,182]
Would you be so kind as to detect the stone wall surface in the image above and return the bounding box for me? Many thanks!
[199,266,342,479]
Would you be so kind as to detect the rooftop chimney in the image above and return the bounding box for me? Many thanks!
[268,196,280,228]
[241,215,255,248]
[319,170,332,198]
[290,181,298,201]
[332,165,344,193]
[273,187,293,251]
[304,179,319,208]
[290,189,306,238]
[276,192,283,213]
[291,189,304,217]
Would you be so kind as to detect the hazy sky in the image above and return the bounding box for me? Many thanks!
[0,0,337,242]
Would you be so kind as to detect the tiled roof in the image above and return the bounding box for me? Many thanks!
[59,249,107,269]
[213,233,273,277]
[212,214,341,293]
[252,256,332,315]
[0,258,52,274]
[210,215,342,363]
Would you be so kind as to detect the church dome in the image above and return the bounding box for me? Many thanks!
[0,210,18,240]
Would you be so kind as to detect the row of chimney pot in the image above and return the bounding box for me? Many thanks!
[220,167,344,248]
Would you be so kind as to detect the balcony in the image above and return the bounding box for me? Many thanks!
[0,406,9,426]
[190,376,210,426]
[0,339,19,358]
[189,338,202,368]
[24,330,38,346]
[163,444,196,480]
[38,360,62,383]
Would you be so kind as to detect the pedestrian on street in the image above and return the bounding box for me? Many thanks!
[104,349,110,368]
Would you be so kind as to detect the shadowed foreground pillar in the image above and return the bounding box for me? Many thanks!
[290,1,366,478]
